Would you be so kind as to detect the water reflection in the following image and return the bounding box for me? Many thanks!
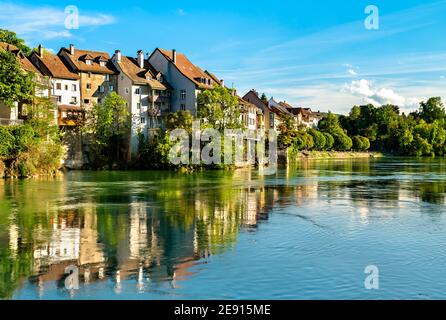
[0,157,446,299]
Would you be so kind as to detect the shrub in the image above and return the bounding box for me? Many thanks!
[309,128,326,150]
[352,135,370,151]
[323,132,334,150]
[0,126,15,157]
[332,129,353,151]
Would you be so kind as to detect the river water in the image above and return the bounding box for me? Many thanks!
[1,157,446,299]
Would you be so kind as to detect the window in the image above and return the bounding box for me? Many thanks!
[180,90,186,100]
[56,96,62,103]
[100,61,106,67]
[104,74,110,81]
[137,103,141,110]
[56,83,61,90]
[84,99,90,104]
[140,116,146,124]
[71,97,77,104]
[72,84,77,92]
[64,85,69,91]
[86,83,91,90]
[135,88,140,94]
[121,75,124,81]
[86,60,92,65]
[125,88,129,94]
[98,85,104,93]
[180,104,186,111]
[88,72,92,78]
[109,85,114,92]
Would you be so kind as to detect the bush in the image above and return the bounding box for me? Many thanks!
[332,130,353,151]
[0,126,15,157]
[323,132,334,150]
[352,135,370,151]
[309,128,326,150]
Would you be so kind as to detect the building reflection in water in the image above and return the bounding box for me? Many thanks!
[1,158,446,298]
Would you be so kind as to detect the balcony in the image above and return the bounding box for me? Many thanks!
[58,105,85,126]
[149,95,169,103]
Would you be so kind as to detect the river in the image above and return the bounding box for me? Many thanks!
[1,157,446,299]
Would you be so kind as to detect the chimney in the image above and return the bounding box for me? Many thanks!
[69,44,74,55]
[220,79,225,88]
[137,50,144,68]
[172,49,177,64]
[38,44,43,57]
[115,50,121,62]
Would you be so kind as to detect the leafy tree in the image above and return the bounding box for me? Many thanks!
[323,132,334,150]
[0,29,31,55]
[278,115,298,149]
[0,50,34,108]
[352,135,370,151]
[308,128,326,150]
[260,93,268,104]
[197,86,243,131]
[332,128,352,151]
[88,92,130,168]
[418,97,445,123]
[165,110,194,132]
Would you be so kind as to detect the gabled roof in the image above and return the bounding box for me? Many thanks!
[30,50,79,80]
[116,55,167,90]
[58,47,117,74]
[243,90,269,109]
[155,48,214,89]
[0,42,41,74]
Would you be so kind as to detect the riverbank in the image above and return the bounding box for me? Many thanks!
[288,150,382,161]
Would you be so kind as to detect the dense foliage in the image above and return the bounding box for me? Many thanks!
[84,92,130,169]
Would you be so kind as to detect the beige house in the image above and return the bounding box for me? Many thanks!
[58,44,118,109]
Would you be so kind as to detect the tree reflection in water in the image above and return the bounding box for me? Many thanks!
[0,157,445,299]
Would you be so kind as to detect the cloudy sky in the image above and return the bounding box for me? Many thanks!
[1,0,445,114]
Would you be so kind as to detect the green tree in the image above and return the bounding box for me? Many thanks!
[165,110,194,132]
[308,128,326,150]
[418,97,445,123]
[197,86,242,131]
[0,50,34,108]
[88,92,130,168]
[0,29,31,55]
[277,115,297,149]
[323,132,334,150]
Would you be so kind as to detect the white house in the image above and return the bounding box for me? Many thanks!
[148,48,215,115]
[30,45,81,126]
[112,50,171,159]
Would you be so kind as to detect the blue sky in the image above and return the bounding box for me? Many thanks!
[1,0,446,114]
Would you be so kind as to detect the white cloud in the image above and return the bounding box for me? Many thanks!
[347,69,358,76]
[346,79,421,110]
[0,3,115,42]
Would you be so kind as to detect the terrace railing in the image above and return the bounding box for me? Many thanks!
[0,118,24,126]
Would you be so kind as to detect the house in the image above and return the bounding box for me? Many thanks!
[0,42,48,124]
[271,97,322,128]
[238,96,260,131]
[148,48,215,114]
[242,90,270,131]
[29,45,83,126]
[111,49,171,159]
[58,44,118,109]
[268,98,294,131]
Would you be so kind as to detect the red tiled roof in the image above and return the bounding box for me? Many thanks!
[30,50,79,80]
[59,47,117,74]
[0,42,41,74]
[117,55,167,90]
[157,48,214,89]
